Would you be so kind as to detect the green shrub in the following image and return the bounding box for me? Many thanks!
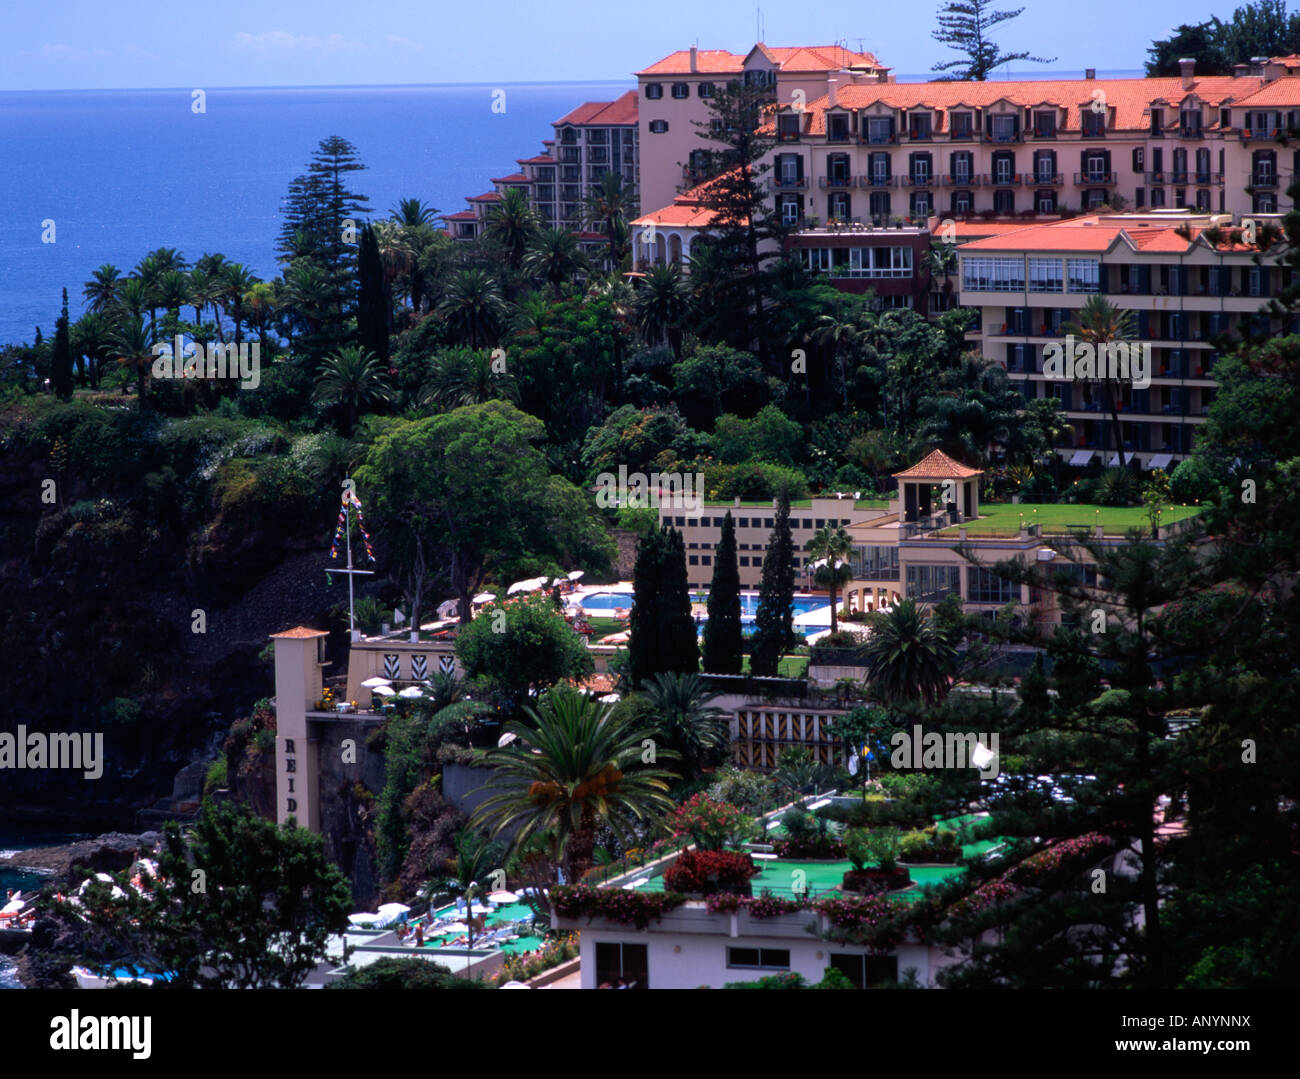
[204,758,228,796]
[101,697,142,727]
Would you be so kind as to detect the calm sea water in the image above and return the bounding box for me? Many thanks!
[0,82,630,347]
[0,828,91,989]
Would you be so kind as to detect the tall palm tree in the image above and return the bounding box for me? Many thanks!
[71,312,114,388]
[805,525,855,635]
[192,254,229,334]
[812,307,863,407]
[280,262,331,346]
[420,347,516,408]
[313,346,394,434]
[422,829,504,949]
[635,263,691,360]
[581,172,638,269]
[115,277,150,329]
[484,188,541,274]
[244,281,276,351]
[861,598,956,705]
[372,220,415,295]
[1063,294,1138,469]
[523,228,586,297]
[640,672,727,781]
[83,264,122,314]
[471,686,677,883]
[155,270,191,328]
[435,268,507,348]
[219,263,259,345]
[111,317,155,402]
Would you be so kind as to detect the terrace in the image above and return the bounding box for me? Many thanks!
[929,502,1201,538]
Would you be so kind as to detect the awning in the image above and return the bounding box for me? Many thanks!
[1148,453,1174,469]
[1069,450,1095,466]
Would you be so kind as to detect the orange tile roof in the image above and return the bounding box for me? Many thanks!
[555,89,638,126]
[517,153,556,164]
[961,223,1123,252]
[632,168,748,229]
[636,43,880,77]
[491,172,532,184]
[269,626,328,639]
[795,75,1251,135]
[930,219,1051,240]
[637,49,746,76]
[467,191,502,202]
[441,210,477,221]
[1233,78,1300,106]
[893,449,983,480]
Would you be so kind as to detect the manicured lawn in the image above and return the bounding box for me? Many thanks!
[586,615,625,638]
[740,655,809,678]
[935,502,1200,537]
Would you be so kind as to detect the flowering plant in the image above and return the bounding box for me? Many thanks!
[663,848,759,895]
[669,794,758,851]
[550,884,685,928]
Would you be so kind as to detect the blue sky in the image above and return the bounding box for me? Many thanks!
[2,0,1239,90]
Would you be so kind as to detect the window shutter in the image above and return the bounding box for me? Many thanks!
[796,155,804,181]
[1049,149,1057,173]
[1103,150,1111,175]
[1133,147,1143,171]
[1080,149,1088,172]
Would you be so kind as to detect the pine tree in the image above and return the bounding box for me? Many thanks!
[52,288,73,400]
[277,136,371,357]
[702,511,743,673]
[931,1,1055,81]
[749,493,796,677]
[357,224,389,361]
[690,81,788,370]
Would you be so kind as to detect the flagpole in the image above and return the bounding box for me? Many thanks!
[329,480,375,641]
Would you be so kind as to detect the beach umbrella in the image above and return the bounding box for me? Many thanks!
[361,677,392,688]
[488,890,519,904]
[348,912,382,926]
[440,922,469,935]
[500,981,531,989]
[372,685,396,697]
[498,731,518,747]
[567,570,584,581]
[472,592,496,604]
[398,686,424,698]
[436,599,459,619]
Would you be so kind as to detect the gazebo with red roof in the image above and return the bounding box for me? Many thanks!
[892,449,983,524]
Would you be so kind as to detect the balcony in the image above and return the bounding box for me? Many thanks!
[1251,172,1279,188]
[1193,171,1216,185]
[1242,127,1283,140]
[984,172,1023,186]
[1170,170,1189,184]
[949,128,975,142]
[777,130,801,143]
[907,129,934,142]
[858,175,898,188]
[819,174,855,189]
[1144,171,1165,184]
[772,176,809,190]
[861,132,898,145]
[1075,172,1117,185]
[682,164,710,182]
[1178,125,1204,139]
[943,173,981,187]
[984,131,1022,144]
[900,173,935,187]
[1030,172,1064,186]
[1032,127,1058,140]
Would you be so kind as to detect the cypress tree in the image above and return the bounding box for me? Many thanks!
[629,523,698,685]
[702,511,743,673]
[662,524,700,674]
[52,288,73,400]
[749,493,796,677]
[357,224,389,361]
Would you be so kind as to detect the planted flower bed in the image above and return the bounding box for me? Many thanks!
[549,884,686,928]
[663,848,760,897]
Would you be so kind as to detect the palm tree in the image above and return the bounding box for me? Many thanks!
[372,220,415,294]
[391,197,440,228]
[244,281,276,351]
[280,262,331,347]
[219,263,259,345]
[83,264,122,314]
[1063,294,1138,469]
[510,291,551,336]
[115,278,149,328]
[635,264,691,360]
[435,269,507,348]
[471,686,677,884]
[71,312,114,388]
[155,270,191,329]
[420,347,516,408]
[523,228,586,297]
[313,346,394,433]
[861,598,956,705]
[639,672,726,781]
[812,307,863,407]
[111,317,155,402]
[484,188,541,274]
[421,829,504,949]
[805,525,854,635]
[581,172,638,269]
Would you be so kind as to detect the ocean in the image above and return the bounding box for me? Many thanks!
[0,82,631,348]
[0,828,92,989]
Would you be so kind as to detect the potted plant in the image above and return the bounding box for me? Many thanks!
[842,827,911,893]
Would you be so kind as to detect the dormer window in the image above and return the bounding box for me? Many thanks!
[1082,108,1106,137]
[908,112,932,139]
[1180,107,1202,137]
[828,113,850,142]
[866,115,895,143]
[778,113,801,141]
[951,111,973,139]
[1033,110,1056,137]
[1150,107,1164,136]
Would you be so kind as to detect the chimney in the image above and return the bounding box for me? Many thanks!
[1085,68,1096,80]
[1179,57,1195,90]
[827,75,838,108]
[690,45,698,73]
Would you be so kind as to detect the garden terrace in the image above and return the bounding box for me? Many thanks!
[930,501,1201,538]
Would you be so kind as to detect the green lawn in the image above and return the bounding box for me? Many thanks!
[699,498,889,511]
[935,502,1200,537]
[740,655,809,678]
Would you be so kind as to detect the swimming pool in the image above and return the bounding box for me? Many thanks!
[581,591,831,623]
